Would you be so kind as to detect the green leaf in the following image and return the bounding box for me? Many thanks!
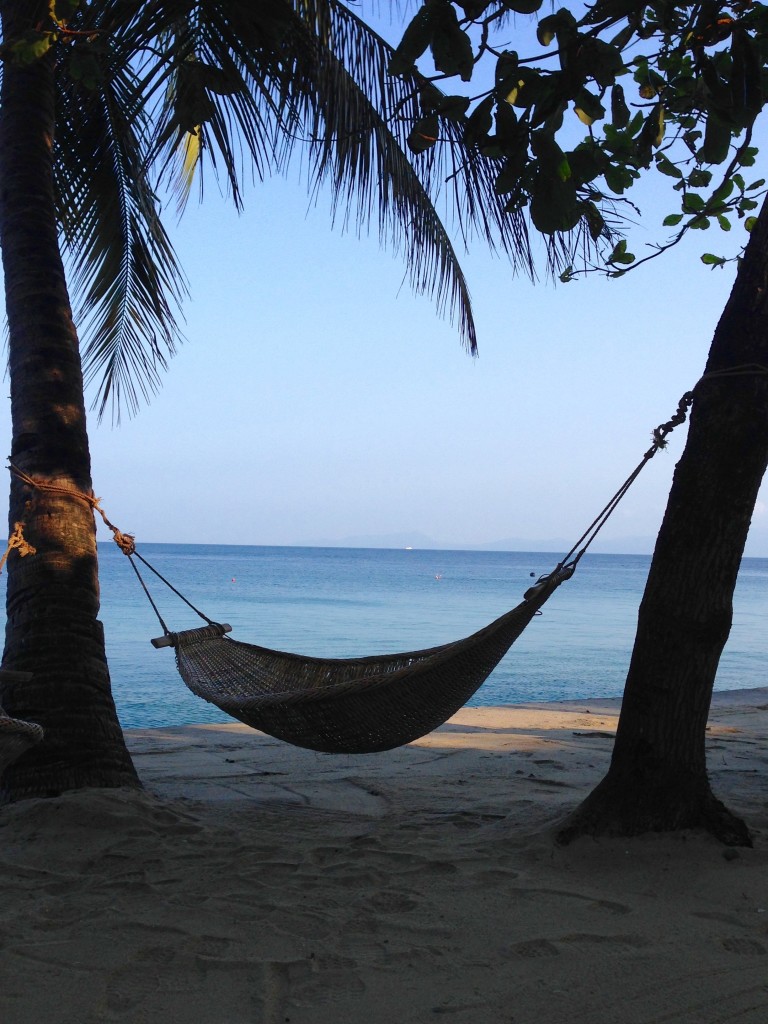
[663,213,684,226]
[504,67,544,108]
[52,0,81,21]
[717,214,732,231]
[711,178,735,203]
[9,30,58,64]
[529,172,581,233]
[503,0,544,12]
[430,4,474,81]
[437,95,471,122]
[456,0,489,14]
[604,162,636,195]
[610,84,630,128]
[536,11,577,48]
[688,169,712,188]
[537,16,558,47]
[701,113,731,165]
[464,94,494,146]
[407,113,440,154]
[745,216,758,232]
[584,201,606,242]
[495,160,524,195]
[682,192,705,213]
[68,47,102,89]
[655,154,682,179]
[567,143,606,185]
[701,253,726,267]
[573,88,605,126]
[530,131,570,181]
[586,39,625,88]
[389,5,434,76]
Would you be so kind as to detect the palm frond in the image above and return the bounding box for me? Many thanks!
[143,1,296,211]
[276,1,541,350]
[115,1,525,353]
[54,43,187,422]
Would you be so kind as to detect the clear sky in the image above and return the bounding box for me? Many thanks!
[1,6,766,557]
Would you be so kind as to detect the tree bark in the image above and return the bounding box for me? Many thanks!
[0,2,139,798]
[559,196,768,846]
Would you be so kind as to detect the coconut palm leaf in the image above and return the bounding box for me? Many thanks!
[53,18,188,421]
[49,0,561,417]
[140,0,538,355]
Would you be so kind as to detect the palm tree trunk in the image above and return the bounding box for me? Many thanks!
[0,2,139,798]
[559,196,768,846]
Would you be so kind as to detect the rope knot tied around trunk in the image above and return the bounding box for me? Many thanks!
[7,463,136,558]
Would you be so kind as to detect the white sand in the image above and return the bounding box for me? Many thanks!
[1,690,767,1023]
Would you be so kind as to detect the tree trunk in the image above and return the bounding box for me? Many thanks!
[0,2,139,798]
[559,197,768,846]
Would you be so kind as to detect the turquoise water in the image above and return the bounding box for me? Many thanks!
[91,544,768,729]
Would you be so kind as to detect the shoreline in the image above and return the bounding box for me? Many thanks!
[2,692,767,1023]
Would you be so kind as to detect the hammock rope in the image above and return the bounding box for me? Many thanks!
[4,377,738,753]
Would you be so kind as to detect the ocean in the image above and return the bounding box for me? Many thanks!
[89,544,768,730]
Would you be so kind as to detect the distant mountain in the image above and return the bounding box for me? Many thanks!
[301,527,768,558]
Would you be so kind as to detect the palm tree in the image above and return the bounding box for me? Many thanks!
[0,0,538,798]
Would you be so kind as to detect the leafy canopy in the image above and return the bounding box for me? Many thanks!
[389,0,768,276]
[1,0,544,419]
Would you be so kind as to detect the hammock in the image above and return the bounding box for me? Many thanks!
[150,565,574,753]
[0,670,44,777]
[7,391,697,755]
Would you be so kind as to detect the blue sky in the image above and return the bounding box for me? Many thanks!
[67,171,766,557]
[1,4,766,557]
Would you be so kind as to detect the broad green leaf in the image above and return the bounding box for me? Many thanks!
[573,88,605,126]
[585,39,626,89]
[51,0,81,21]
[531,131,571,181]
[701,113,731,165]
[430,4,474,81]
[688,169,713,188]
[437,95,471,122]
[610,84,630,128]
[389,5,434,75]
[655,154,682,179]
[464,95,494,146]
[407,114,440,154]
[682,192,705,212]
[609,239,635,264]
[529,172,581,233]
[503,0,544,12]
[9,31,58,64]
[536,11,577,48]
[663,213,684,226]
[567,143,606,185]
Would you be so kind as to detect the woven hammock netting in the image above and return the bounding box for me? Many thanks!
[170,565,574,754]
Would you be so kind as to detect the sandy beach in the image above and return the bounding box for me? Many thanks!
[1,690,766,1024]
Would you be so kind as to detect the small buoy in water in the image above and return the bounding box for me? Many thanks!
[529,572,535,577]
